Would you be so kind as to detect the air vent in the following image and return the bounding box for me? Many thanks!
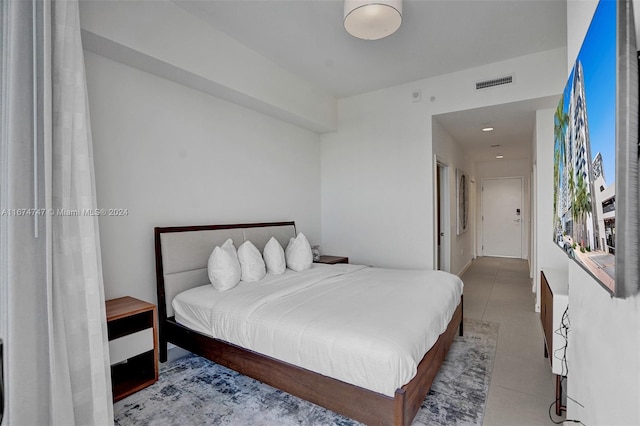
[475,74,514,90]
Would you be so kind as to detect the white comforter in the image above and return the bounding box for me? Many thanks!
[172,263,463,396]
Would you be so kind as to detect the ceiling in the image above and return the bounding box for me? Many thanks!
[174,0,567,161]
[433,95,560,162]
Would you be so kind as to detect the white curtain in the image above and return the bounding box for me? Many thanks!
[48,0,114,424]
[1,0,113,424]
[1,0,52,424]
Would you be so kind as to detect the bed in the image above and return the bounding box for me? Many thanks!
[154,221,463,426]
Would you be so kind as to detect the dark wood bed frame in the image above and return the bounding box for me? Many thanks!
[154,222,463,426]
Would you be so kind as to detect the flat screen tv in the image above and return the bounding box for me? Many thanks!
[552,0,639,298]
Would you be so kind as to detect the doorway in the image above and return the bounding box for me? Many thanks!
[482,177,523,258]
[435,159,450,271]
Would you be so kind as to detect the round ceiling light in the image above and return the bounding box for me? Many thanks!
[344,0,403,40]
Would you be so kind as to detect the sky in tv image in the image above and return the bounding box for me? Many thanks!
[571,0,616,183]
[557,0,616,209]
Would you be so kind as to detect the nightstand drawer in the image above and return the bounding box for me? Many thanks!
[109,328,154,365]
[107,309,154,340]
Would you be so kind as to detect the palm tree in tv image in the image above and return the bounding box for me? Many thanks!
[574,173,593,250]
[553,94,568,225]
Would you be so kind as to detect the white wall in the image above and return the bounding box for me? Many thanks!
[432,119,476,275]
[475,159,531,261]
[79,0,336,133]
[85,52,322,303]
[320,47,566,270]
[321,87,435,268]
[561,1,640,424]
[533,108,566,309]
[567,262,640,425]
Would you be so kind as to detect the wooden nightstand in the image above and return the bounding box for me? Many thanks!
[106,296,158,401]
[540,269,568,416]
[314,255,349,264]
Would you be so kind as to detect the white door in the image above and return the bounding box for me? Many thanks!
[482,177,523,257]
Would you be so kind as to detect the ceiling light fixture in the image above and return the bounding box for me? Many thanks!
[482,127,494,132]
[496,155,504,159]
[344,0,403,40]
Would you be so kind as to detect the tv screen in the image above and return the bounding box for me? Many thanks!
[552,0,639,297]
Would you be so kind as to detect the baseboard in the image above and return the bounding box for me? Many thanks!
[457,259,473,277]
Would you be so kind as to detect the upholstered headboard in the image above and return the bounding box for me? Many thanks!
[154,222,296,320]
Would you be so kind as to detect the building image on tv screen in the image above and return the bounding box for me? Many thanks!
[552,0,616,291]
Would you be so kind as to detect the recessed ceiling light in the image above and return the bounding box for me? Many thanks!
[496,155,504,159]
[482,127,494,132]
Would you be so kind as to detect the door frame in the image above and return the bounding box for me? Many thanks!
[480,176,524,258]
[434,156,451,272]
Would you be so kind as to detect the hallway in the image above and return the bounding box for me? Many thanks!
[461,257,561,425]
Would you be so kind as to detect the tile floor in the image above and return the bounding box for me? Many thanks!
[460,256,564,426]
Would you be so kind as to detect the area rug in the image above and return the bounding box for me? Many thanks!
[114,318,498,426]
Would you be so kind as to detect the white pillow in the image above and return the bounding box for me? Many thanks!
[285,232,313,272]
[237,241,266,282]
[207,238,241,291]
[263,236,286,275]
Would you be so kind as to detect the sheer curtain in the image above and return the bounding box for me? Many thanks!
[48,0,113,423]
[1,0,113,424]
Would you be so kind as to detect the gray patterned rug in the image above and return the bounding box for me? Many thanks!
[114,319,498,426]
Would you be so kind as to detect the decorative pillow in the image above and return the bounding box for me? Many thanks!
[237,241,266,282]
[207,238,241,291]
[285,232,313,272]
[263,236,286,275]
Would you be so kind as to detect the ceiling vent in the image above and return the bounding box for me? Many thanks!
[475,74,514,90]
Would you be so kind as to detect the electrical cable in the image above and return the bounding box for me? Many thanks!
[547,305,584,425]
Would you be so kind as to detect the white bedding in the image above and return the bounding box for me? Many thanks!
[172,263,463,396]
